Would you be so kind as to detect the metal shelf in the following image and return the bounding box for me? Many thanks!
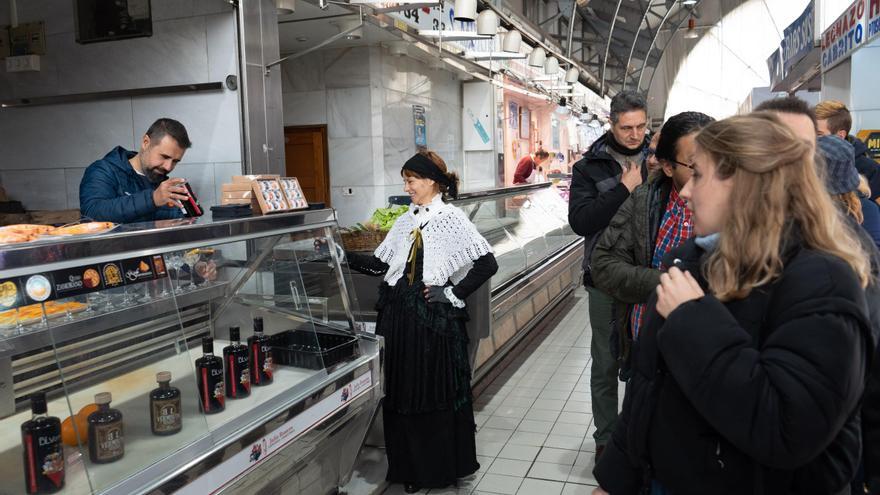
[2,282,228,358]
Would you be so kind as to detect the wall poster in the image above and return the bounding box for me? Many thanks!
[508,101,519,130]
[519,107,530,140]
[412,105,427,150]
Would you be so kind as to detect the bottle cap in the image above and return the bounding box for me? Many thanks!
[202,336,214,354]
[30,392,47,414]
[156,371,172,383]
[94,392,112,405]
[254,317,264,333]
[229,326,240,342]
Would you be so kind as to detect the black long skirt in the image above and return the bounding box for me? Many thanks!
[376,280,480,488]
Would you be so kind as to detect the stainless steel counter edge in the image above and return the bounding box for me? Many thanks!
[106,337,382,495]
[0,209,338,277]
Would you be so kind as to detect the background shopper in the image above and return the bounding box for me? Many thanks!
[568,90,650,460]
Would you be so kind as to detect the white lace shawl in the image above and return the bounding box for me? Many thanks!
[374,197,493,286]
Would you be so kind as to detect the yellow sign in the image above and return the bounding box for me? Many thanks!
[857,129,880,162]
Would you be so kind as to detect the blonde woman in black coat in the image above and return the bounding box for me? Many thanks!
[593,113,875,495]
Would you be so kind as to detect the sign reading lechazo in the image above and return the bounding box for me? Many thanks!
[821,0,880,71]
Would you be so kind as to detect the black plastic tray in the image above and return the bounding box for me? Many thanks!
[269,329,358,370]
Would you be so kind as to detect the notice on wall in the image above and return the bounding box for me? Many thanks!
[413,105,427,150]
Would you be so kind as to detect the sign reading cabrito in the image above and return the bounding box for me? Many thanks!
[822,0,869,71]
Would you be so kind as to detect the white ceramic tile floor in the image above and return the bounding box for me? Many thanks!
[341,292,607,495]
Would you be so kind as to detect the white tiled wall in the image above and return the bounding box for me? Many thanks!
[0,1,242,213]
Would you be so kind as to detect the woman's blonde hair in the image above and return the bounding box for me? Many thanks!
[695,112,870,300]
[832,191,864,224]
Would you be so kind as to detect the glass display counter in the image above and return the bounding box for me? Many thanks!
[0,210,382,495]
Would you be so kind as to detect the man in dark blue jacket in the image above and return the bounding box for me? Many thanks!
[80,118,192,223]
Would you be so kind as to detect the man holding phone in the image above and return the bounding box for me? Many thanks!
[80,118,193,223]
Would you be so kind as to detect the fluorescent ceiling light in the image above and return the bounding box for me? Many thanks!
[466,51,528,61]
[418,30,491,41]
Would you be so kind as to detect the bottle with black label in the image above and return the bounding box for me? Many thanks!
[196,337,225,414]
[150,371,182,436]
[88,392,124,464]
[223,327,251,399]
[248,317,274,386]
[21,392,64,494]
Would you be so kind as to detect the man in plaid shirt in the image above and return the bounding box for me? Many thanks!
[591,112,714,373]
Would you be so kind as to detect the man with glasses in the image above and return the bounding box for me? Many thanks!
[568,90,650,461]
[590,112,714,407]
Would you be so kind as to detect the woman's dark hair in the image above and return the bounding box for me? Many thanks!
[655,111,714,163]
[535,149,551,159]
[401,150,460,201]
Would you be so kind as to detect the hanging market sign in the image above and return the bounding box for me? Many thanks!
[783,2,815,73]
[821,0,870,71]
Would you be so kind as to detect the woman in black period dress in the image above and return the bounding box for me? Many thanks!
[348,150,498,493]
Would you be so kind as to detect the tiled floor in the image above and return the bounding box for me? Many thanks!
[345,290,615,495]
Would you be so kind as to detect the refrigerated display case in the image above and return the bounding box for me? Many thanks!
[0,210,382,495]
[349,182,583,381]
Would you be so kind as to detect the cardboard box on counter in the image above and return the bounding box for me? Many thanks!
[221,197,251,205]
[222,190,253,200]
[221,182,254,192]
[232,174,280,182]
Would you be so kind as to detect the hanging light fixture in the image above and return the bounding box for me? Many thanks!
[454,0,477,21]
[502,30,522,53]
[476,9,499,36]
[684,16,699,39]
[528,47,546,67]
[555,97,571,116]
[277,0,295,14]
[681,0,697,5]
[565,67,579,83]
[544,56,559,75]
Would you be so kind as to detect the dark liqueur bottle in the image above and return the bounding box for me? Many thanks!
[223,327,251,399]
[21,392,64,494]
[87,392,124,464]
[248,317,274,386]
[196,337,225,414]
[150,371,182,435]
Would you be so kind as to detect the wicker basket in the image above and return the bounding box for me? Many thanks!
[340,229,388,252]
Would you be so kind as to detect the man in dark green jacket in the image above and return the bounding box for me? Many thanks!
[591,112,714,370]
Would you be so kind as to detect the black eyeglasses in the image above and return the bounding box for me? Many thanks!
[646,148,656,157]
[672,160,695,171]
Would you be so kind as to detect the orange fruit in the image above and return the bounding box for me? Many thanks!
[78,403,99,418]
[61,415,88,447]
